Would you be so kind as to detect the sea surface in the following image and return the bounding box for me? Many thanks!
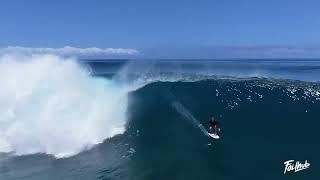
[0,58,319,180]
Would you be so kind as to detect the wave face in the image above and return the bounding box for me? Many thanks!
[0,55,127,158]
[123,79,320,180]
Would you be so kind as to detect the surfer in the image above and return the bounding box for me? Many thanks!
[208,116,220,134]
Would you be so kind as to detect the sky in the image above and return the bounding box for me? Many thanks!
[1,0,320,58]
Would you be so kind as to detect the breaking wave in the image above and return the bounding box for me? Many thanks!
[1,56,320,159]
[0,55,127,158]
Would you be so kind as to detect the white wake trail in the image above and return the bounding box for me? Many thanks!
[172,101,209,136]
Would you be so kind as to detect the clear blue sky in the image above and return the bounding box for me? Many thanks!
[1,0,320,58]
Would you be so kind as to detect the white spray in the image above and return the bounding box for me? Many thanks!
[0,55,127,158]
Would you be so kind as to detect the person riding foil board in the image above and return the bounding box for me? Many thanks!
[208,116,220,135]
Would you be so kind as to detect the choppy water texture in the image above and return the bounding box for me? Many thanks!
[0,58,319,180]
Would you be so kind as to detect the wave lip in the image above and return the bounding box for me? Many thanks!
[0,55,127,158]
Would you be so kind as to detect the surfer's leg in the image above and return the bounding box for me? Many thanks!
[214,126,218,134]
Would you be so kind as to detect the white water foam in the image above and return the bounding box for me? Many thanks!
[0,54,127,158]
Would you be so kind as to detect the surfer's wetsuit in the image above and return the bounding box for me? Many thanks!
[209,118,219,134]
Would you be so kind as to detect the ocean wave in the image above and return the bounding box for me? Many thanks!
[0,55,127,158]
[1,56,319,159]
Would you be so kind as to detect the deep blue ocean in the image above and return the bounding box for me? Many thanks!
[0,59,319,180]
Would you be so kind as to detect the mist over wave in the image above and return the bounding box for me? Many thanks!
[88,59,320,82]
[0,55,127,158]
